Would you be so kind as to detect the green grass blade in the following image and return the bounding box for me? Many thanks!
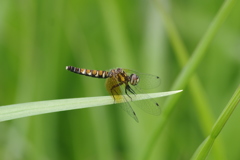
[142,0,237,159]
[171,0,237,91]
[153,0,215,133]
[191,85,240,160]
[0,90,182,122]
[152,0,226,158]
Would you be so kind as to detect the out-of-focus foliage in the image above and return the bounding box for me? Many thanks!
[0,0,239,160]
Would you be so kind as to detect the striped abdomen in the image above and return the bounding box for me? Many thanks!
[66,66,109,78]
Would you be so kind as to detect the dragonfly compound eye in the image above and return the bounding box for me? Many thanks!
[130,74,140,86]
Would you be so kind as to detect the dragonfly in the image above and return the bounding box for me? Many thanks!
[66,66,161,122]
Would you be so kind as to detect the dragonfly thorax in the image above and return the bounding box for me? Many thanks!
[129,74,139,86]
[108,68,140,86]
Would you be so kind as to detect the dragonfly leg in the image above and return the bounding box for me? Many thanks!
[110,82,124,103]
[125,89,132,101]
[125,85,136,101]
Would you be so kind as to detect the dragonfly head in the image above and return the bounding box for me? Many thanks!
[129,74,140,86]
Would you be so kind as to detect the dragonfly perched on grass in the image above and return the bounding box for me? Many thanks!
[66,66,161,122]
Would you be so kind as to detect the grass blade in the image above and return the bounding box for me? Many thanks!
[191,85,240,160]
[0,90,182,122]
[152,0,226,158]
[142,0,237,159]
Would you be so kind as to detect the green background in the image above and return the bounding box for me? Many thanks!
[0,0,239,159]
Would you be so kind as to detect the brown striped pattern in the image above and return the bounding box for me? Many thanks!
[66,66,109,78]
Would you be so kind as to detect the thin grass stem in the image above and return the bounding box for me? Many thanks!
[142,0,237,159]
[191,85,240,160]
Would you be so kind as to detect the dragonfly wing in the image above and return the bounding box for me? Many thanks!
[123,69,161,90]
[131,85,161,116]
[119,101,139,122]
[105,77,139,122]
[123,69,161,115]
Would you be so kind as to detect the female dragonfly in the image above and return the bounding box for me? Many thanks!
[66,66,161,122]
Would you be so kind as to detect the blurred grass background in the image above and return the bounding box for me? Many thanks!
[0,0,239,160]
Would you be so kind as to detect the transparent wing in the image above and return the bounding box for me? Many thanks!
[119,102,139,122]
[123,69,161,115]
[105,77,139,122]
[123,69,161,90]
[130,86,161,115]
